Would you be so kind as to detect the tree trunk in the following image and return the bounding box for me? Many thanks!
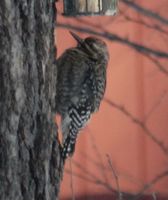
[0,0,62,199]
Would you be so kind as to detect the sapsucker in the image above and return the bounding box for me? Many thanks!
[56,32,109,162]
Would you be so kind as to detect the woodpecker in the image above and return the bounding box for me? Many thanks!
[56,32,109,162]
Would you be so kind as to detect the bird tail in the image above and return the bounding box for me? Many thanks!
[61,135,76,160]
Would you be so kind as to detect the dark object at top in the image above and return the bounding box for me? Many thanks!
[63,0,118,16]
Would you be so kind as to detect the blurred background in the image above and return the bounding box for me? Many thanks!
[56,0,168,199]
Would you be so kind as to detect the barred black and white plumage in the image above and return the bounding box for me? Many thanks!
[61,100,91,159]
[56,32,109,162]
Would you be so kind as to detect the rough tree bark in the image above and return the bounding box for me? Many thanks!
[0,0,62,200]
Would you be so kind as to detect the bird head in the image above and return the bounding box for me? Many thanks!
[70,31,109,62]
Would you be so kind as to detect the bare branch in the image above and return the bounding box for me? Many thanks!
[70,159,114,192]
[57,23,168,76]
[121,0,168,25]
[65,160,146,200]
[142,54,168,75]
[104,98,168,155]
[106,154,123,200]
[88,131,110,184]
[145,90,168,121]
[65,160,135,199]
[133,170,168,200]
[120,11,168,36]
[65,160,115,193]
[57,23,168,59]
[152,193,157,200]
[69,159,76,200]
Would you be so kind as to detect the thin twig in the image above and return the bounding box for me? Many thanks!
[144,89,168,121]
[72,159,114,192]
[56,23,168,59]
[69,158,75,200]
[133,170,168,200]
[104,98,168,156]
[106,154,123,200]
[152,192,157,200]
[89,131,109,185]
[65,167,115,193]
[142,54,168,75]
[121,11,168,36]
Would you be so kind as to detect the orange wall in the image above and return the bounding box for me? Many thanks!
[56,1,168,199]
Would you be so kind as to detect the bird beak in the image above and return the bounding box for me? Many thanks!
[70,31,83,44]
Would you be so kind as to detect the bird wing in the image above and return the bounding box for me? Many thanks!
[56,49,91,114]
